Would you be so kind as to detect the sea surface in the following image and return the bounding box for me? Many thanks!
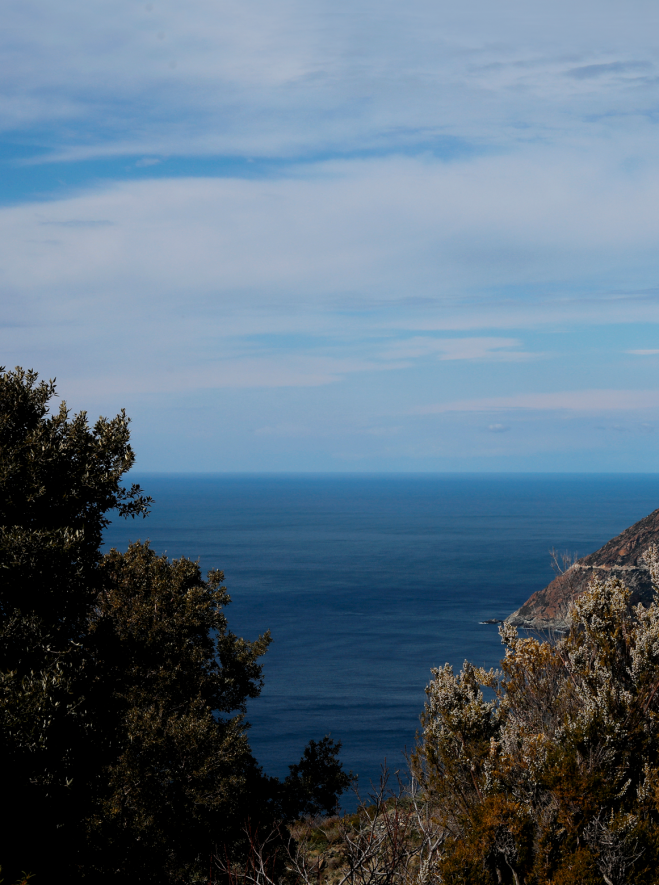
[103,473,659,803]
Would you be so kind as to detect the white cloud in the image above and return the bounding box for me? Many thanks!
[4,151,659,319]
[3,0,659,159]
[5,151,659,402]
[38,354,412,400]
[5,0,659,470]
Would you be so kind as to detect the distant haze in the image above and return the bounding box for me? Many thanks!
[3,0,659,471]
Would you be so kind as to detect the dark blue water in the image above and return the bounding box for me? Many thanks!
[103,473,659,798]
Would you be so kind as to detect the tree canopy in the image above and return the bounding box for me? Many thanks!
[1,367,155,879]
[0,367,350,883]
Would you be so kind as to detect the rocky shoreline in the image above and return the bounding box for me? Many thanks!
[506,506,659,631]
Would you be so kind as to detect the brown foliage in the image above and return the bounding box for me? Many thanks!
[413,548,659,883]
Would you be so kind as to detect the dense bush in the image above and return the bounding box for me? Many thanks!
[414,551,659,884]
[85,541,272,882]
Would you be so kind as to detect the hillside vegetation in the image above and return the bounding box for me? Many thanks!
[245,562,659,885]
[4,366,659,884]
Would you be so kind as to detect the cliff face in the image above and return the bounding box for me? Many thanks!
[506,507,659,630]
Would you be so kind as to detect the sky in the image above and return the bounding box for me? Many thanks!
[3,0,659,471]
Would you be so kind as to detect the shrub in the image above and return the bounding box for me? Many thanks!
[413,547,659,884]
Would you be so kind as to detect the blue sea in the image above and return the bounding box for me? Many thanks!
[103,473,659,801]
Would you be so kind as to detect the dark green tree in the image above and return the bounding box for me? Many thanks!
[86,542,270,882]
[0,367,152,878]
[0,368,351,883]
[278,736,353,820]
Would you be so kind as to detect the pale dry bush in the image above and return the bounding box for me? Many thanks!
[412,543,659,884]
[215,770,446,885]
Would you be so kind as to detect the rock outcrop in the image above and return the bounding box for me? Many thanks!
[506,507,659,631]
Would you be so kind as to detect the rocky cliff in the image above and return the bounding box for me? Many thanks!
[506,507,659,631]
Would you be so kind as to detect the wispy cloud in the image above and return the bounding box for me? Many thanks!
[416,390,659,415]
[379,337,532,361]
[4,0,659,470]
[566,61,651,80]
[5,153,659,318]
[2,0,659,161]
